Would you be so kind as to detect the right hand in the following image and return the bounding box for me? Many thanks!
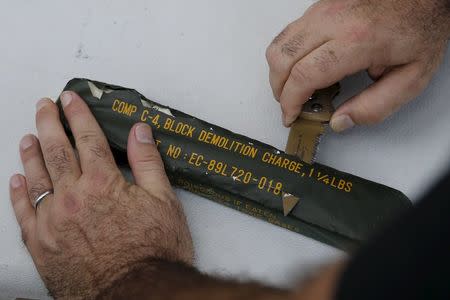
[266,0,450,131]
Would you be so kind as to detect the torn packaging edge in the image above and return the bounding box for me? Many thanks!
[57,78,412,251]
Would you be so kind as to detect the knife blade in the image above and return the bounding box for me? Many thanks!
[282,83,340,216]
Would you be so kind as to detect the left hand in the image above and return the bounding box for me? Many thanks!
[9,92,193,299]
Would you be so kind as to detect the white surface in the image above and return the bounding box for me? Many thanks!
[1,0,449,298]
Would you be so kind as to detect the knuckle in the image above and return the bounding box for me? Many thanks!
[281,43,298,58]
[87,192,117,216]
[265,44,281,69]
[345,23,374,43]
[124,183,148,203]
[29,181,51,202]
[290,63,311,83]
[86,170,111,189]
[271,26,289,46]
[139,165,167,179]
[60,190,82,216]
[77,131,111,160]
[86,170,123,197]
[135,150,163,166]
[281,32,306,58]
[44,142,70,163]
[314,48,339,73]
[44,143,72,178]
[89,144,110,160]
[77,131,99,146]
[37,233,61,255]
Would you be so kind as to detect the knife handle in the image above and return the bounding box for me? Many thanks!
[300,83,340,122]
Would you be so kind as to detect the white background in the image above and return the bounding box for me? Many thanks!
[1,1,449,298]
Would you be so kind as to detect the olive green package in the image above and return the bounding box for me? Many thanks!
[57,78,412,251]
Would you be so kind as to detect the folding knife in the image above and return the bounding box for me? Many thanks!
[282,83,340,216]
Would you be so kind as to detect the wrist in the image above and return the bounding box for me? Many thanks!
[96,258,289,300]
[96,258,199,299]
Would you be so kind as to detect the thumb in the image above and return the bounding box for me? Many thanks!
[330,63,429,132]
[127,123,172,195]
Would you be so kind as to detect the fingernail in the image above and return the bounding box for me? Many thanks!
[36,98,49,111]
[20,135,35,151]
[10,175,22,189]
[60,92,73,107]
[135,123,154,144]
[331,115,355,132]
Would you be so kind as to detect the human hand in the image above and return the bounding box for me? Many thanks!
[9,92,193,299]
[266,0,450,131]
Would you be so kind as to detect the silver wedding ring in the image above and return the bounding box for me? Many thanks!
[33,189,53,209]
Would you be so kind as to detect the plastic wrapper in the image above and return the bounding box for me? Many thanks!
[57,78,412,251]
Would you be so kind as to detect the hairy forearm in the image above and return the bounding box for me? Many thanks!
[96,258,290,300]
[437,0,450,11]
[96,258,344,300]
[422,0,450,23]
[416,0,450,33]
[432,0,450,18]
[442,0,450,27]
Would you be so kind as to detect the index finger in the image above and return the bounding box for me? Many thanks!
[59,91,117,173]
[279,40,371,126]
